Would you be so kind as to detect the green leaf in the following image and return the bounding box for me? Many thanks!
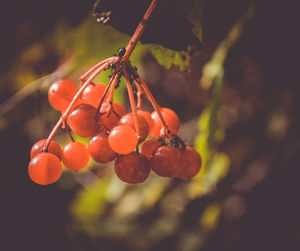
[148,44,188,71]
[147,0,202,70]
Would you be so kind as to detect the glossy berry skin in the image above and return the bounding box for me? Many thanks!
[88,132,118,163]
[48,79,78,111]
[151,107,180,138]
[81,83,106,108]
[28,152,62,185]
[30,139,62,160]
[150,145,181,177]
[112,102,127,117]
[139,138,162,159]
[115,152,150,184]
[100,102,126,129]
[68,104,101,137]
[62,142,90,171]
[175,147,202,180]
[108,125,138,154]
[119,113,149,142]
[137,110,153,131]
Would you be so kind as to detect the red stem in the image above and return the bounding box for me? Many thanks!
[129,65,168,129]
[65,124,75,142]
[136,82,143,110]
[106,74,119,103]
[80,56,117,83]
[123,68,141,141]
[94,71,120,119]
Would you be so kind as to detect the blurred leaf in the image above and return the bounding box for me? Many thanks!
[190,5,256,197]
[148,45,188,71]
[71,179,110,223]
[200,203,220,230]
[195,70,225,171]
[191,68,229,197]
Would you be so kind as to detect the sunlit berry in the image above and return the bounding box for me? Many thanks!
[108,125,138,154]
[48,79,78,111]
[62,142,90,171]
[28,152,62,185]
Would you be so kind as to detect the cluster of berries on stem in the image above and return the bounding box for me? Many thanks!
[27,0,202,185]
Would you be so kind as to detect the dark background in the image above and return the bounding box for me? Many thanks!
[1,1,299,251]
[1,1,94,250]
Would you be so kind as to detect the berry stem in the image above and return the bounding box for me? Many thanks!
[106,73,120,103]
[65,124,75,142]
[123,68,142,141]
[136,82,143,110]
[42,58,115,152]
[123,0,158,60]
[94,70,120,120]
[80,57,117,83]
[128,65,168,129]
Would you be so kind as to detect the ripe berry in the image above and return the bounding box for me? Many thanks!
[108,125,138,154]
[48,79,78,111]
[62,142,90,171]
[150,145,181,177]
[139,138,162,159]
[100,102,126,129]
[112,102,127,117]
[68,104,101,137]
[137,110,153,131]
[88,132,118,163]
[28,152,62,185]
[115,152,150,184]
[175,147,202,180]
[81,83,106,108]
[151,107,180,138]
[119,113,149,142]
[30,139,62,160]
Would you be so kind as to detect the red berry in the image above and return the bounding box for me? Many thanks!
[137,110,153,131]
[108,125,138,154]
[139,138,162,159]
[119,113,149,142]
[151,107,180,138]
[62,142,90,171]
[100,102,126,129]
[68,104,101,137]
[48,79,78,111]
[30,139,62,160]
[175,147,202,180]
[60,98,84,115]
[81,83,106,108]
[150,145,181,177]
[115,152,150,184]
[28,152,62,185]
[112,102,127,117]
[88,132,118,163]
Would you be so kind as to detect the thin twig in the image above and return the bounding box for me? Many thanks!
[123,68,141,141]
[128,64,168,129]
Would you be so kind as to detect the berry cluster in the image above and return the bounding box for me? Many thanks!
[27,0,202,186]
[27,58,202,185]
